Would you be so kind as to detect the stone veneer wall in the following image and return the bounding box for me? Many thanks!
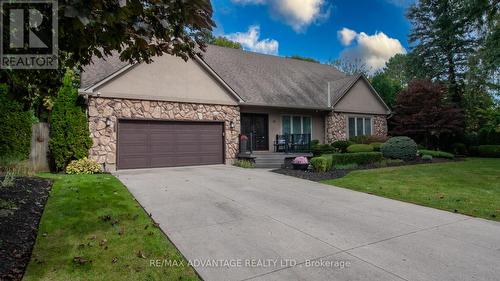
[87,97,240,171]
[325,112,387,143]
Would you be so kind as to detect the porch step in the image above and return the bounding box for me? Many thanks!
[251,152,313,169]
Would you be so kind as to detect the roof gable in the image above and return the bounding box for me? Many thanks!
[333,76,390,114]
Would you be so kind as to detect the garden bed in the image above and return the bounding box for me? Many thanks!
[0,177,52,281]
[273,157,454,182]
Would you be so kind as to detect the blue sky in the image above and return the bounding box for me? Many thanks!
[211,0,413,73]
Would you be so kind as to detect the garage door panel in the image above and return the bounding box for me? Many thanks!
[118,120,224,169]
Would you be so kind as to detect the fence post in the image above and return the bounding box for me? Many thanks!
[29,122,50,172]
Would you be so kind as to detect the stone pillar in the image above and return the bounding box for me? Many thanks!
[325,112,347,143]
[373,115,388,137]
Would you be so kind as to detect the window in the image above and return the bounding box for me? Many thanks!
[348,117,372,138]
[282,115,312,134]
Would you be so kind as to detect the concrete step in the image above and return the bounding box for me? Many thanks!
[255,163,283,169]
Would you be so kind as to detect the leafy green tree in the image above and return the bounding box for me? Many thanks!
[370,72,402,108]
[0,85,33,160]
[49,70,92,171]
[288,55,319,63]
[1,0,215,109]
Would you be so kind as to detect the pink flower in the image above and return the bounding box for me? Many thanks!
[240,134,248,141]
[292,156,308,164]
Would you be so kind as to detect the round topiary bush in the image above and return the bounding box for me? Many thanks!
[331,140,353,153]
[380,136,417,161]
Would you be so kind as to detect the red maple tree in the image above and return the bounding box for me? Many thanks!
[390,80,464,147]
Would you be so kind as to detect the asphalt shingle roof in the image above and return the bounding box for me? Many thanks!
[80,45,359,109]
[201,45,347,108]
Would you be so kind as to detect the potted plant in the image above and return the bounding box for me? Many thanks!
[291,156,309,170]
[240,134,250,154]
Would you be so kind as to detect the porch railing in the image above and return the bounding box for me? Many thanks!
[273,134,312,153]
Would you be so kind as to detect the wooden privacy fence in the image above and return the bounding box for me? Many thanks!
[29,122,50,172]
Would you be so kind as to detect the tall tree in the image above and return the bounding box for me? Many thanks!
[391,80,464,148]
[407,0,477,104]
[370,72,403,108]
[330,58,371,76]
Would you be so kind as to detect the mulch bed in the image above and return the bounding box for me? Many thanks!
[0,177,52,281]
[273,157,456,182]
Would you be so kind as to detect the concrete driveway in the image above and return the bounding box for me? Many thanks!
[116,165,500,281]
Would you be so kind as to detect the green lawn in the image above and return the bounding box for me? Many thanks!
[24,173,199,281]
[323,158,500,221]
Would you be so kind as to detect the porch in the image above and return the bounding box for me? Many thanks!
[238,151,313,169]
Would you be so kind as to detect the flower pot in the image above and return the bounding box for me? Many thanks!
[292,163,309,171]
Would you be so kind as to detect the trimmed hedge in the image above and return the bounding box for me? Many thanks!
[347,144,374,153]
[0,85,33,160]
[312,143,336,156]
[331,140,353,153]
[328,152,383,166]
[370,142,383,151]
[310,155,333,172]
[349,135,388,144]
[381,136,417,161]
[476,145,500,158]
[418,149,454,159]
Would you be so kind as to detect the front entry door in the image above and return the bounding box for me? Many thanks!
[241,113,269,151]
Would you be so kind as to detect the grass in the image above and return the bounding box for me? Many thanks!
[323,158,500,221]
[24,173,199,281]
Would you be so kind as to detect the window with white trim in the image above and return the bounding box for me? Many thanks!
[282,115,312,134]
[348,117,372,137]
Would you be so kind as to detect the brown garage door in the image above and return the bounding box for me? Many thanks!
[117,120,224,169]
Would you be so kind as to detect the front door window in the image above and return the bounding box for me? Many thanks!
[241,113,269,151]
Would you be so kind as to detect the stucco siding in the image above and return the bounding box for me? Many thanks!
[334,79,388,115]
[240,106,326,150]
[94,55,238,105]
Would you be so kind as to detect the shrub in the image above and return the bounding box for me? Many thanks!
[310,156,329,172]
[49,70,93,171]
[451,143,467,155]
[233,159,255,168]
[331,140,353,153]
[0,157,35,176]
[66,158,102,174]
[329,152,383,166]
[349,135,388,144]
[380,136,417,161]
[476,145,500,158]
[347,144,374,153]
[370,142,383,151]
[375,158,405,167]
[418,149,454,159]
[312,144,336,156]
[0,172,16,188]
[422,155,433,161]
[334,163,358,170]
[0,85,33,160]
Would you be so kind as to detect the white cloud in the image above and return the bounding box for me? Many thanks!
[225,25,279,55]
[337,28,357,46]
[231,0,330,32]
[337,28,406,73]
